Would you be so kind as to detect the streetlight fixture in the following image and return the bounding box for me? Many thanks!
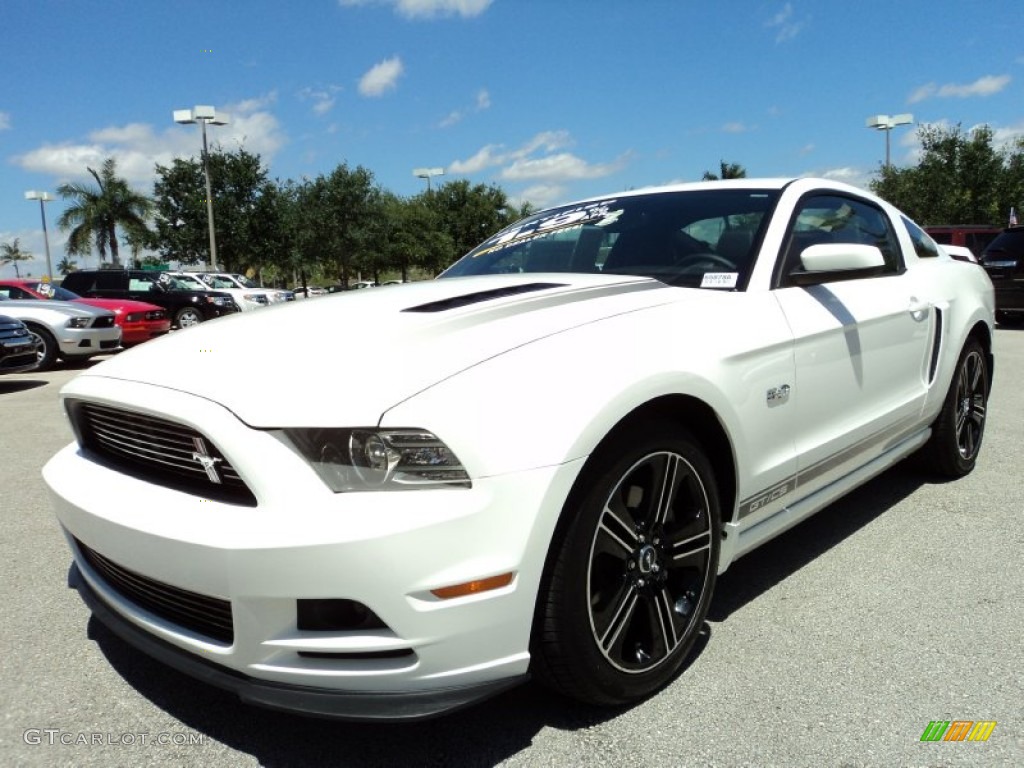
[413,167,445,191]
[24,190,55,280]
[173,105,229,269]
[866,113,913,168]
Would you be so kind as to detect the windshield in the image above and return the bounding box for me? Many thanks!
[30,282,81,301]
[229,274,258,288]
[440,189,779,289]
[167,274,209,290]
[200,275,240,289]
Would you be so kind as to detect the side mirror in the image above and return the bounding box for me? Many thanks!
[790,243,886,286]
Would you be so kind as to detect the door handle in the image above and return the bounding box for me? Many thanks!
[908,297,930,322]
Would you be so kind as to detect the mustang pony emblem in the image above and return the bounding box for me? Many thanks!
[191,437,223,484]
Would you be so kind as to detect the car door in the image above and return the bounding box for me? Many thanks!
[772,193,934,500]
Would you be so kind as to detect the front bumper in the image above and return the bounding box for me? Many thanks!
[57,326,122,358]
[44,377,580,719]
[70,563,527,721]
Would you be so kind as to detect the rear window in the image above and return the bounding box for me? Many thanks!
[983,229,1024,257]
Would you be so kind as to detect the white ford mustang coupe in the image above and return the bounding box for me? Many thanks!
[45,178,994,721]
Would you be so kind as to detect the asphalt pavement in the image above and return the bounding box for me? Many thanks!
[1,330,1022,768]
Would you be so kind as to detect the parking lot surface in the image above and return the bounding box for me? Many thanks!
[1,331,1022,767]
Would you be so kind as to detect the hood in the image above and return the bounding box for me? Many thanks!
[80,274,672,426]
[0,298,112,320]
[74,298,166,314]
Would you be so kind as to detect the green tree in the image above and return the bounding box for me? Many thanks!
[421,179,525,269]
[152,147,279,273]
[870,124,1024,224]
[370,193,455,282]
[56,256,77,276]
[702,161,747,180]
[1,238,33,277]
[293,163,379,286]
[56,157,153,266]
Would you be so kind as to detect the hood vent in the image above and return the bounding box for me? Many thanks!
[402,282,566,313]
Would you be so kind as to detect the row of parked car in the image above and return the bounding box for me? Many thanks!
[0,270,294,373]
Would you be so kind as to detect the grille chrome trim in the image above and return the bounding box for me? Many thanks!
[68,400,257,506]
[75,537,234,645]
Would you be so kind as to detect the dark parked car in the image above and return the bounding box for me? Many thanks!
[925,225,1002,261]
[0,314,41,374]
[61,270,239,328]
[979,227,1024,323]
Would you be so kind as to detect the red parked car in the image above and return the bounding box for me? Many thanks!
[0,279,171,347]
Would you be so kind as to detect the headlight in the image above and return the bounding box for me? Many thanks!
[280,428,471,492]
[66,317,91,328]
[205,296,233,306]
[125,312,141,322]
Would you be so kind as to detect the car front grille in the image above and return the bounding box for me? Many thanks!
[67,400,257,506]
[91,315,116,328]
[75,537,234,645]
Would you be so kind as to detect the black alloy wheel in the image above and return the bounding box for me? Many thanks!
[533,421,720,706]
[919,337,989,478]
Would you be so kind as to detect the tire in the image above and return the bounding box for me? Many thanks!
[26,325,58,371]
[919,338,989,478]
[175,307,203,328]
[532,420,720,706]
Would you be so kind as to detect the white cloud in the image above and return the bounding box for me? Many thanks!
[501,152,625,182]
[10,92,285,189]
[516,184,566,210]
[339,0,492,19]
[766,3,804,43]
[722,122,753,134]
[909,74,1011,104]
[359,56,404,97]
[449,143,503,173]
[439,87,491,128]
[299,85,342,116]
[450,131,628,185]
[0,111,10,131]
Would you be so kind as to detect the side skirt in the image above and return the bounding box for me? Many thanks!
[717,427,931,572]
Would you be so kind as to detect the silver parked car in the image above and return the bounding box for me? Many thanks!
[0,296,121,370]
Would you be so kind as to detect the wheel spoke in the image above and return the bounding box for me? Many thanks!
[652,453,682,526]
[669,529,712,564]
[597,583,638,653]
[597,503,638,557]
[654,584,679,653]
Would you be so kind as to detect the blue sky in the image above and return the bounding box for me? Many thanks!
[3,0,1023,276]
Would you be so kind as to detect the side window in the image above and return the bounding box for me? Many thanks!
[902,217,941,259]
[93,272,123,290]
[5,286,32,299]
[780,194,901,285]
[128,276,159,292]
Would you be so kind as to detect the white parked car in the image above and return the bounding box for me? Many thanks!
[0,296,121,369]
[168,272,275,312]
[194,272,294,304]
[45,178,994,720]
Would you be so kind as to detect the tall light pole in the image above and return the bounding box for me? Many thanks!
[24,190,55,279]
[173,106,229,269]
[413,167,445,191]
[866,113,913,169]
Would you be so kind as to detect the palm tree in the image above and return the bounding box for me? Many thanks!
[1,238,33,277]
[56,157,153,266]
[57,257,78,276]
[702,161,747,181]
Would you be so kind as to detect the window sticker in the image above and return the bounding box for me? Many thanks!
[700,272,739,289]
[472,199,622,258]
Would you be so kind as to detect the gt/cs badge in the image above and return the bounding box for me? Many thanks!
[767,384,791,406]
